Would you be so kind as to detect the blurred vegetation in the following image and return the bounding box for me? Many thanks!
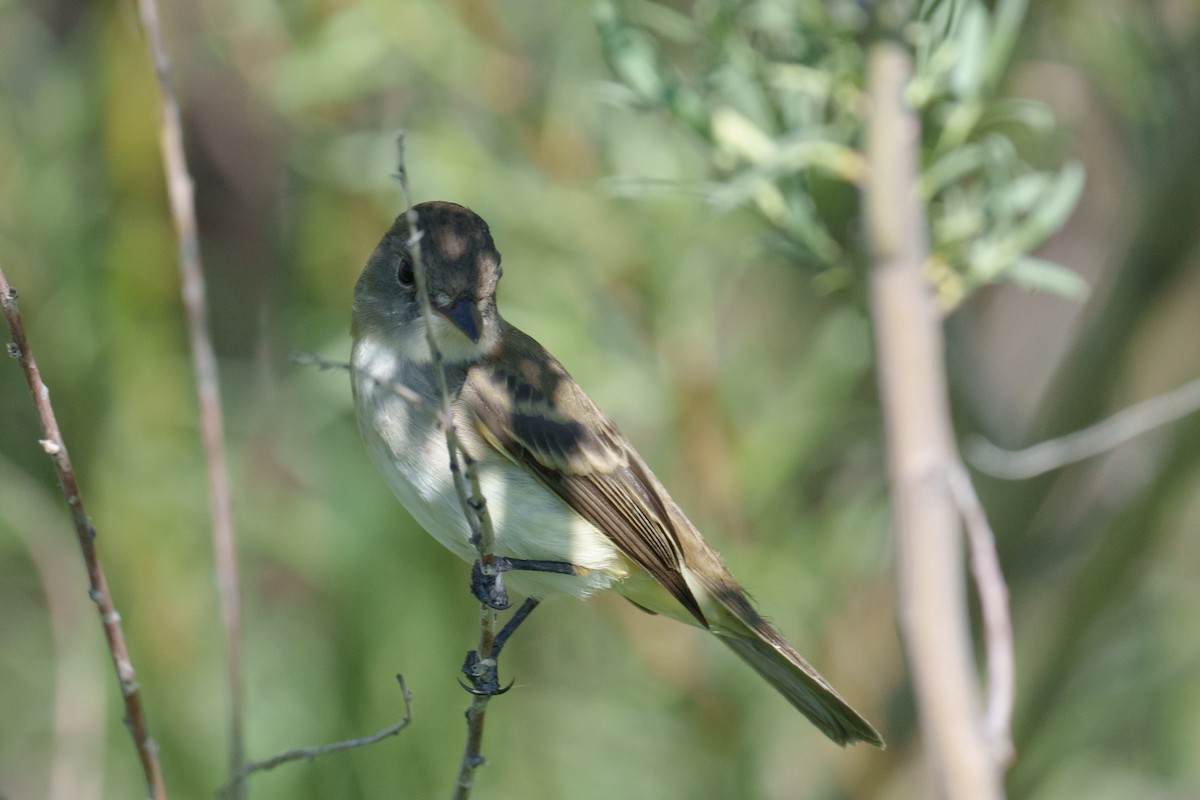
[1,1,1198,799]
[596,0,1086,309]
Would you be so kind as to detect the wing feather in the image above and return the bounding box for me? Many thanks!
[461,325,705,623]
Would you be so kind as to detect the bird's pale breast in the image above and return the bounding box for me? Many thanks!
[351,333,626,599]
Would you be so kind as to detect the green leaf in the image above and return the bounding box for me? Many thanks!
[594,1,666,102]
[978,97,1056,135]
[968,160,1085,282]
[1006,256,1090,299]
[982,0,1029,95]
[1001,160,1086,255]
[949,2,989,100]
[994,171,1054,219]
[711,106,777,164]
[923,141,991,198]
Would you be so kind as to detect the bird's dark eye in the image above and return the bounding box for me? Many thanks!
[397,258,415,287]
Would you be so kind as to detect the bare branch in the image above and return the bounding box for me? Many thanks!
[968,377,1200,479]
[947,464,1015,766]
[863,43,1007,799]
[290,351,425,408]
[392,133,500,800]
[1,268,168,800]
[219,675,413,797]
[132,2,246,795]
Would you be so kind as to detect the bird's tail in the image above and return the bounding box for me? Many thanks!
[703,576,885,748]
[719,630,884,747]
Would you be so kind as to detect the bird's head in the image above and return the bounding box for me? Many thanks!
[353,201,503,363]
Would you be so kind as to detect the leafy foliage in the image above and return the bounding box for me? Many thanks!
[1,1,1199,799]
[597,0,1086,308]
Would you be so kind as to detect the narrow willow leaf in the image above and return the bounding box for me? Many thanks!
[767,63,833,98]
[949,2,990,100]
[628,1,700,43]
[772,139,866,183]
[982,0,1030,95]
[1006,256,1090,298]
[994,172,1053,219]
[923,142,991,198]
[978,97,1056,135]
[1002,160,1085,255]
[782,194,842,264]
[712,107,778,164]
[594,2,665,101]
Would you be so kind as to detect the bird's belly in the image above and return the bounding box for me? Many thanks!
[353,370,623,599]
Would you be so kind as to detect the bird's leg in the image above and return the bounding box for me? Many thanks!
[469,556,579,610]
[461,558,576,695]
[460,597,540,696]
[491,595,539,658]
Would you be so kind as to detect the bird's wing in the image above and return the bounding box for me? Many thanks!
[459,325,705,623]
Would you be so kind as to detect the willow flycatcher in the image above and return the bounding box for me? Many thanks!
[351,201,883,747]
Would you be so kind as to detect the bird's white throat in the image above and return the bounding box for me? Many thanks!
[386,313,496,366]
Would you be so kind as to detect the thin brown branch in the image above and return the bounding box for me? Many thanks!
[219,675,413,797]
[132,2,246,795]
[1,268,168,800]
[455,452,502,798]
[968,376,1200,479]
[392,133,499,800]
[863,43,1006,799]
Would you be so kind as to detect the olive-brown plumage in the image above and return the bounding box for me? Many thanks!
[352,201,883,747]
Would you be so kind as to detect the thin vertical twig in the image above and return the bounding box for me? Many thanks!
[1,268,168,800]
[132,2,245,795]
[948,465,1015,765]
[863,42,1007,799]
[391,134,501,800]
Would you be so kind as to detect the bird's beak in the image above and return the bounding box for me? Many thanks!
[434,298,483,344]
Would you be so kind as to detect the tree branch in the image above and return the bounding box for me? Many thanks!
[391,133,501,800]
[1,268,168,800]
[947,464,1015,765]
[863,42,1007,799]
[968,376,1200,479]
[132,1,246,795]
[290,351,425,407]
[219,675,413,797]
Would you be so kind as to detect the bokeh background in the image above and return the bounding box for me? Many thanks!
[2,1,1199,798]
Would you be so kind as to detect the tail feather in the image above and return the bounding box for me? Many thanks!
[697,572,884,748]
[719,632,884,747]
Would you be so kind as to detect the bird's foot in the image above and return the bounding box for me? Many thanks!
[459,650,513,697]
[469,556,578,610]
[457,597,541,697]
[470,559,511,610]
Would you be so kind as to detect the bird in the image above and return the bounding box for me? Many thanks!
[350,200,883,748]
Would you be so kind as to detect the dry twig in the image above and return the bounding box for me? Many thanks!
[132,1,246,794]
[968,376,1200,479]
[947,464,1015,765]
[1,268,168,800]
[290,351,424,407]
[863,42,1009,798]
[392,133,500,800]
[219,676,413,797]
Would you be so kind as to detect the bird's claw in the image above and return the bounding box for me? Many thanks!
[459,650,514,697]
[470,559,511,610]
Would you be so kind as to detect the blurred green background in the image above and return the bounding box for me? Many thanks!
[2,0,1199,798]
